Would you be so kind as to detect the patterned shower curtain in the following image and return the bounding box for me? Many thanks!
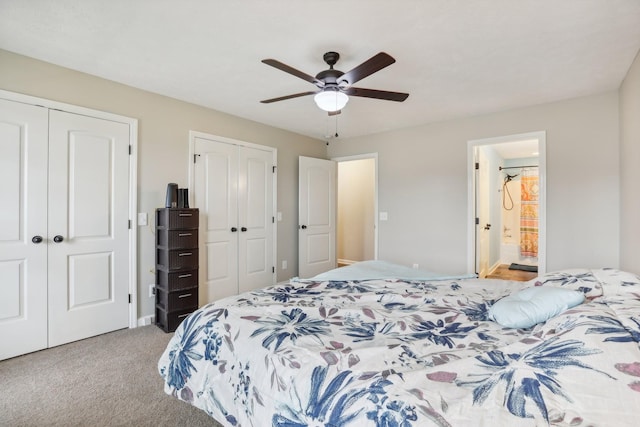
[520,167,539,257]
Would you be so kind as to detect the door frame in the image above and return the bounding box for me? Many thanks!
[0,89,139,328]
[187,130,278,288]
[467,131,546,276]
[331,153,379,262]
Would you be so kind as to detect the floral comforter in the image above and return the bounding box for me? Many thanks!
[158,268,640,426]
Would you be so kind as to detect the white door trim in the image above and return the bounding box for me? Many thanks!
[0,89,139,328]
[467,131,546,276]
[331,152,379,261]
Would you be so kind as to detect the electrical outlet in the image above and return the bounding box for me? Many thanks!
[412,263,419,269]
[282,260,287,270]
[149,284,155,298]
[139,315,155,326]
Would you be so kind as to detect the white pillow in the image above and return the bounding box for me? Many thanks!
[488,286,585,328]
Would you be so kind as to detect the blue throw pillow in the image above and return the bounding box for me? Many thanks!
[488,286,585,328]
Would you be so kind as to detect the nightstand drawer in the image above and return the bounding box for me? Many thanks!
[156,269,198,291]
[155,288,198,312]
[155,306,195,333]
[156,229,198,249]
[156,208,199,229]
[156,248,199,271]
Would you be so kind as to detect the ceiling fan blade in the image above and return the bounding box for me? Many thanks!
[262,59,323,86]
[339,52,396,86]
[260,91,318,104]
[344,87,409,102]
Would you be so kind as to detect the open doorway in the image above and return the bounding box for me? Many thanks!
[334,154,378,266]
[468,132,546,278]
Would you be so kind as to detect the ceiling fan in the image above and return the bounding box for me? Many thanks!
[260,51,409,114]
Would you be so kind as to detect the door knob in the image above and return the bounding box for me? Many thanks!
[301,225,307,229]
[32,235,43,244]
[231,227,238,232]
[53,235,64,243]
[241,227,247,232]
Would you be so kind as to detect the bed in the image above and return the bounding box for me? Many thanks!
[158,261,640,426]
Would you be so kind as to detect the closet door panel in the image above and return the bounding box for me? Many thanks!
[0,99,48,360]
[238,147,273,293]
[68,134,112,237]
[47,110,130,347]
[194,137,239,304]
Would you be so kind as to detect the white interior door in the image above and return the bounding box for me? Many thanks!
[298,156,336,279]
[238,147,274,293]
[476,147,490,277]
[0,99,49,360]
[194,137,239,303]
[47,110,130,347]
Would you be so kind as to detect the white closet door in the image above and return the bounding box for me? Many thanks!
[238,146,274,293]
[0,99,49,360]
[47,110,130,347]
[298,156,336,279]
[194,137,239,303]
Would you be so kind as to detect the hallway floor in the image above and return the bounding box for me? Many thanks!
[486,264,538,281]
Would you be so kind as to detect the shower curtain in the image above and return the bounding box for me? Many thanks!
[520,167,539,257]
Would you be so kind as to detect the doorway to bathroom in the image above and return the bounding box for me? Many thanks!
[467,131,546,279]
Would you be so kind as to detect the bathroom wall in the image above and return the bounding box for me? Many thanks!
[499,157,539,265]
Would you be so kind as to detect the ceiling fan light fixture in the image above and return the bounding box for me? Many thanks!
[314,90,349,112]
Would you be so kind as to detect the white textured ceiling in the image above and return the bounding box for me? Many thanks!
[1,0,639,140]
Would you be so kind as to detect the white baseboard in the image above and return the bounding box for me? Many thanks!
[337,258,357,266]
[137,315,155,327]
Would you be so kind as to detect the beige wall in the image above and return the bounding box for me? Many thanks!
[620,49,640,274]
[0,49,326,319]
[328,92,620,274]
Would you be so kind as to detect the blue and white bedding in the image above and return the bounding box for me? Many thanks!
[158,267,640,426]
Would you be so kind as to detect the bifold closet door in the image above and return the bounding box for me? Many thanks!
[0,99,49,360]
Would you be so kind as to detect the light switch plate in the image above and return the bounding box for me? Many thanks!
[138,212,148,226]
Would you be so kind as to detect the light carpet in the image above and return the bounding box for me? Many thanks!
[0,325,222,426]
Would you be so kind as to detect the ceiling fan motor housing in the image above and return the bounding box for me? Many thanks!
[316,52,346,88]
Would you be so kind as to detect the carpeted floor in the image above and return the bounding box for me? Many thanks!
[0,325,221,426]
